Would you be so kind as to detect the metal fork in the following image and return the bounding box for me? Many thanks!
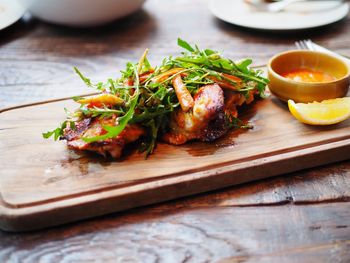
[295,39,350,64]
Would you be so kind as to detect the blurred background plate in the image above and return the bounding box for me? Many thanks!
[209,0,349,31]
[20,0,146,27]
[0,0,25,30]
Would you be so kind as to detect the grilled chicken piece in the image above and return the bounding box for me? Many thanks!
[163,84,228,145]
[224,89,257,117]
[63,116,145,158]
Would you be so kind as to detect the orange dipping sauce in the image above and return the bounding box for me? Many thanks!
[281,68,336,83]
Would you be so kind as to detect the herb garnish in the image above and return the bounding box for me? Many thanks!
[43,38,269,156]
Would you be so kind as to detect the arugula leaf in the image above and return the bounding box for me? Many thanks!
[74,67,93,88]
[177,38,195,52]
[236,59,252,74]
[72,96,85,102]
[81,93,138,143]
[204,49,216,56]
[74,67,106,92]
[137,49,150,74]
[108,79,117,94]
[80,106,123,118]
[82,65,140,143]
[226,114,252,130]
[42,121,67,141]
[143,57,152,72]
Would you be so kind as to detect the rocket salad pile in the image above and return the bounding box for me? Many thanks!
[43,39,268,158]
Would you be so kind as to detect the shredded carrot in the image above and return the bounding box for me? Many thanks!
[124,78,134,86]
[152,68,187,83]
[209,73,242,91]
[140,72,152,83]
[78,94,124,107]
[222,73,242,83]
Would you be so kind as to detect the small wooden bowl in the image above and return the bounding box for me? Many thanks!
[267,50,350,103]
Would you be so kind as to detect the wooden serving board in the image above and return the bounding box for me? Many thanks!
[1,93,350,232]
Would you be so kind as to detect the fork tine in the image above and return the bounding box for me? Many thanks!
[301,40,309,50]
[296,39,350,64]
[305,39,315,51]
[295,41,302,50]
[297,40,306,50]
[295,39,307,50]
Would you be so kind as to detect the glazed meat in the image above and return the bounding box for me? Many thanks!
[63,116,145,158]
[163,84,228,145]
[224,89,257,117]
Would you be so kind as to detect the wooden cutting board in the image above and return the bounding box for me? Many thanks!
[1,93,350,232]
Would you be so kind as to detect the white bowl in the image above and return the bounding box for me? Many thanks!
[20,0,145,27]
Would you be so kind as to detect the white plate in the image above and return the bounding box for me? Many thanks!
[209,0,349,31]
[0,0,25,30]
[20,0,146,27]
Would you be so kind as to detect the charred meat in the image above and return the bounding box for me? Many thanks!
[163,84,227,145]
[63,117,144,158]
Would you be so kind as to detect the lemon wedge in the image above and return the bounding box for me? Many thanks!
[288,98,350,125]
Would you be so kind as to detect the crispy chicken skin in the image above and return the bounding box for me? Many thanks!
[163,84,259,145]
[224,89,257,117]
[63,85,258,156]
[163,84,228,145]
[63,116,145,158]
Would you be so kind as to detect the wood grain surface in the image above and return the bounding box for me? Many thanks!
[0,0,349,261]
[0,92,350,231]
[1,91,350,231]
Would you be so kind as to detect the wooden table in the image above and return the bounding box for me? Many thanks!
[1,0,349,261]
